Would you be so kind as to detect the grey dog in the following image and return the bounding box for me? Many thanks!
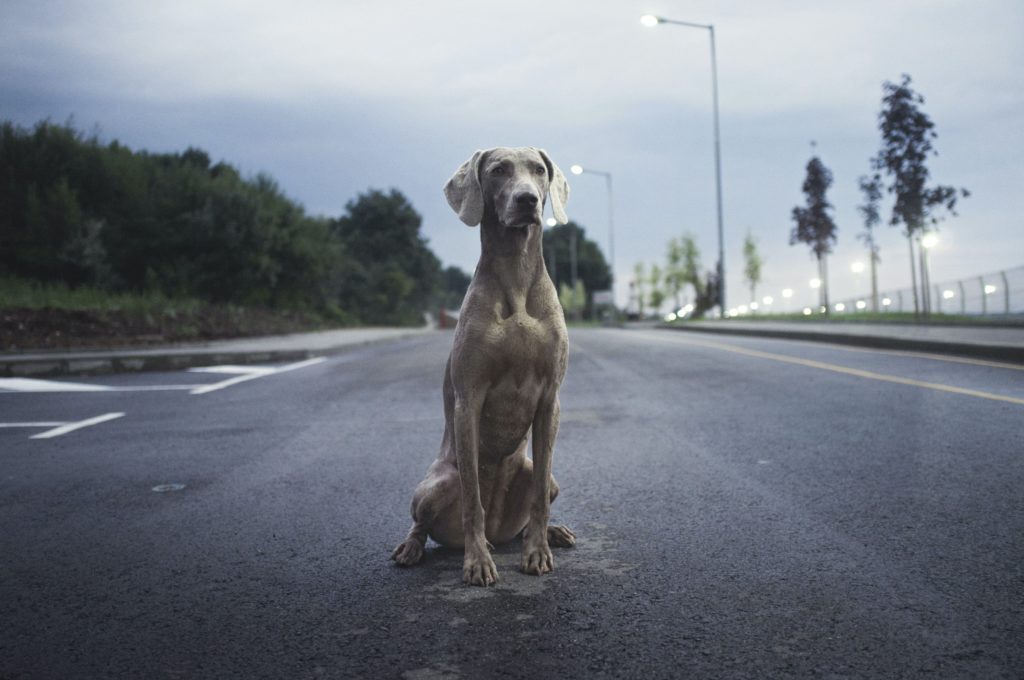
[391,147,576,586]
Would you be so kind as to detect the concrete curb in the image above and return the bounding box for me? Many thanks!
[1,328,437,378]
[663,324,1024,364]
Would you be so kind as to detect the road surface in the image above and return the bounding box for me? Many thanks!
[2,328,1022,678]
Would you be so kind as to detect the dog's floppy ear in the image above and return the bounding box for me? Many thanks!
[535,148,570,224]
[444,150,487,227]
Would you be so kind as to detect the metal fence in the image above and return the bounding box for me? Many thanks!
[831,265,1024,316]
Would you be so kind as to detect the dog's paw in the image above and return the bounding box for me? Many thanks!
[521,542,554,576]
[463,548,499,586]
[547,524,576,548]
[391,538,424,566]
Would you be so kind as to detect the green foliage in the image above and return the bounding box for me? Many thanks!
[648,264,665,312]
[330,189,441,325]
[742,232,763,303]
[558,280,586,317]
[542,221,611,320]
[0,119,448,326]
[871,74,969,237]
[790,156,838,259]
[436,265,472,310]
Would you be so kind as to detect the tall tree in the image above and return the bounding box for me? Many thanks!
[632,261,646,318]
[331,188,441,325]
[871,74,969,315]
[790,156,838,314]
[857,174,883,311]
[542,220,611,319]
[742,232,763,309]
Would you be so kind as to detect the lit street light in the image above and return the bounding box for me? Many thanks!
[569,163,615,307]
[641,14,726,319]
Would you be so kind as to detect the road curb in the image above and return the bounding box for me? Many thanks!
[663,324,1024,364]
[0,330,435,378]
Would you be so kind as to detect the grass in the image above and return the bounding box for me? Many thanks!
[0,275,205,314]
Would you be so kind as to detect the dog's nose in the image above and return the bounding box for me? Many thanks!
[513,191,539,208]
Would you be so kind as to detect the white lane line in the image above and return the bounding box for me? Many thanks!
[29,412,126,439]
[0,378,113,392]
[188,357,326,395]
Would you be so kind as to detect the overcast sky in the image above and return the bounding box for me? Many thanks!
[3,0,1022,310]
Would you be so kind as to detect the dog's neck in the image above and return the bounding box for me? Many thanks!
[478,212,547,314]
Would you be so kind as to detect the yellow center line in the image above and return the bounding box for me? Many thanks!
[636,332,1024,407]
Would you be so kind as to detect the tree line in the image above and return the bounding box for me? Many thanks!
[0,120,470,325]
[639,73,967,320]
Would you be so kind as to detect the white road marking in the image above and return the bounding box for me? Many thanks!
[0,356,328,396]
[0,378,113,392]
[188,357,327,395]
[24,412,126,439]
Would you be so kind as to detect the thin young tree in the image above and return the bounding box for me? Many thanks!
[790,155,838,314]
[665,238,685,311]
[742,232,763,311]
[857,174,883,311]
[648,264,665,315]
[632,261,646,318]
[871,74,968,316]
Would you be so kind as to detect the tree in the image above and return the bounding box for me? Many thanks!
[790,155,838,314]
[648,264,665,314]
[542,221,611,319]
[436,265,472,311]
[632,262,646,318]
[665,238,685,311]
[742,232,762,310]
[857,174,883,311]
[871,74,969,315]
[331,188,440,325]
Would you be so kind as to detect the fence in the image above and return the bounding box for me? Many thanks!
[831,265,1024,316]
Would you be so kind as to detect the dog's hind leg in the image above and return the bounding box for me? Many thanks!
[391,460,462,566]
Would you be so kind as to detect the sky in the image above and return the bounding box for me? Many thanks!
[3,0,1023,312]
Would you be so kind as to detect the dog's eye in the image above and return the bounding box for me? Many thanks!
[534,165,546,176]
[490,166,505,176]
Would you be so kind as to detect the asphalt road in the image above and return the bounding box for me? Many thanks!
[2,328,1022,679]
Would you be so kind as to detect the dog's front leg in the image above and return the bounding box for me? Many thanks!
[523,392,559,575]
[453,394,498,586]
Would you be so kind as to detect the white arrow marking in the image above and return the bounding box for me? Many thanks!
[29,412,126,439]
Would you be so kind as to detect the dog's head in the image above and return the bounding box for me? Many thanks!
[444,147,569,229]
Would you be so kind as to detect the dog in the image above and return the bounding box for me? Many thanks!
[391,147,576,586]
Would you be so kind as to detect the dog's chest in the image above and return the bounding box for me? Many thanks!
[487,310,566,379]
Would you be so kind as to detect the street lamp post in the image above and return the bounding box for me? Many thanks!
[641,14,726,318]
[569,164,615,307]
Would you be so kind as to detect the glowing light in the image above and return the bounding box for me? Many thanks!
[781,288,793,298]
[855,300,867,310]
[570,164,584,176]
[984,284,997,295]
[835,303,846,312]
[762,296,774,305]
[664,313,678,322]
[802,307,812,316]
[545,217,558,227]
[737,305,749,315]
[851,261,865,274]
[640,14,660,27]
[809,278,822,289]
[921,233,938,249]
[942,289,955,300]
[882,297,892,306]
[749,302,759,311]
